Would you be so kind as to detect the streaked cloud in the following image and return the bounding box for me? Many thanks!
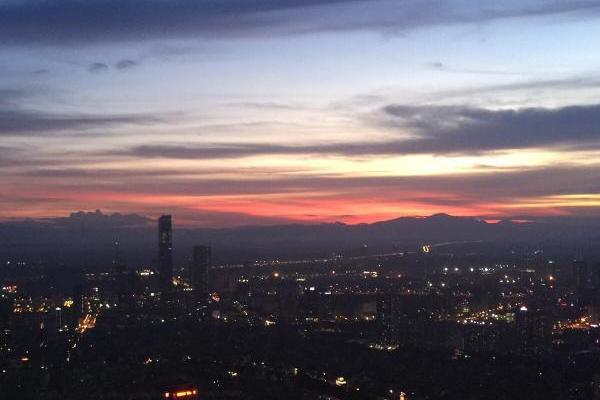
[115,59,138,70]
[103,103,600,159]
[88,62,109,73]
[379,103,600,154]
[0,108,161,136]
[1,0,599,45]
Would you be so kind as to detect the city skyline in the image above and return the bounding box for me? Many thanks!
[4,4,600,398]
[3,1,600,226]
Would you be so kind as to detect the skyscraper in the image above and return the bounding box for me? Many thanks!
[573,257,587,293]
[191,245,211,302]
[158,215,173,291]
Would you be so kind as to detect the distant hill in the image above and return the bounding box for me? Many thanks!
[1,211,599,267]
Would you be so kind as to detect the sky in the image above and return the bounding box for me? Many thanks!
[2,0,600,226]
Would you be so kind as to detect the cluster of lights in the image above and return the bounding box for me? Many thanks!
[369,343,398,351]
[554,316,598,332]
[442,267,461,273]
[164,389,198,398]
[459,304,517,325]
[1,285,17,293]
[76,314,97,334]
[12,303,34,313]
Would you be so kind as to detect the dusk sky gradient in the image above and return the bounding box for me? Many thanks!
[3,0,600,226]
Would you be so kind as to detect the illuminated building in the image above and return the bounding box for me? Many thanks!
[377,293,400,345]
[158,215,173,292]
[278,279,302,323]
[591,262,600,289]
[72,284,84,317]
[573,257,587,293]
[54,307,62,332]
[163,386,199,399]
[191,245,211,302]
[546,260,557,280]
[359,243,369,257]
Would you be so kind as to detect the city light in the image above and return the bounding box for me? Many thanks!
[164,389,198,398]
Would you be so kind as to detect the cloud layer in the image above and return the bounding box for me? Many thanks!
[380,103,600,154]
[1,0,599,45]
[103,103,600,160]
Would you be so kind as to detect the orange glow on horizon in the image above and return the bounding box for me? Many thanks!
[2,187,600,227]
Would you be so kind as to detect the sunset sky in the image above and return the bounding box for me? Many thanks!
[3,0,600,226]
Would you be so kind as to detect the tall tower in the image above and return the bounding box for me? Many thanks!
[191,245,211,302]
[573,254,587,294]
[158,215,173,292]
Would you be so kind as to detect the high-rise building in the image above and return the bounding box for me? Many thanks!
[55,307,63,332]
[573,257,587,293]
[278,279,302,323]
[591,262,600,289]
[377,293,400,345]
[158,215,173,291]
[191,245,211,302]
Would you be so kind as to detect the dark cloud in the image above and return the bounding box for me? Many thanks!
[0,84,169,136]
[1,1,599,45]
[380,103,600,154]
[50,210,150,229]
[31,69,49,76]
[115,59,138,70]
[113,103,600,158]
[116,142,366,160]
[88,62,109,73]
[0,108,161,136]
[120,144,295,159]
